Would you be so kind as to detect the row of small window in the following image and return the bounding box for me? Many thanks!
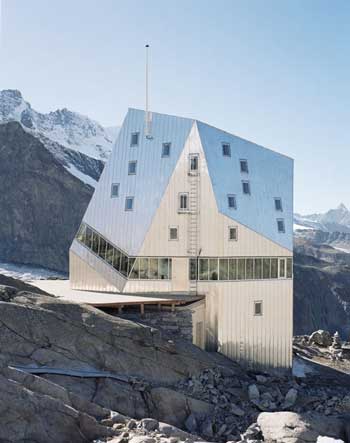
[131,132,172,157]
[76,223,172,279]
[189,257,293,281]
[169,225,238,241]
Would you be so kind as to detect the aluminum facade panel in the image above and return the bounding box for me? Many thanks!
[82,109,194,255]
[197,121,293,251]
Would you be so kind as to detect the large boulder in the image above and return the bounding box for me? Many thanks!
[0,287,217,385]
[309,330,333,347]
[257,412,346,443]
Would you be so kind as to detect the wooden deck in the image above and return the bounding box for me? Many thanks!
[30,279,203,313]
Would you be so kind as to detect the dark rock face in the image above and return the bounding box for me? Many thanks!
[294,248,350,337]
[0,121,94,272]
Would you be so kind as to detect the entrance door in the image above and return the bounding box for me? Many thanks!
[171,257,189,292]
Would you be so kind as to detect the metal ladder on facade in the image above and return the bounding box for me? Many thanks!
[187,157,200,295]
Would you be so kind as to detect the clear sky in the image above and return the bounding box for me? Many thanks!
[0,0,349,214]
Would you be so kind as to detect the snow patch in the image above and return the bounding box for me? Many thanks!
[0,262,65,282]
[66,163,97,187]
[292,357,314,378]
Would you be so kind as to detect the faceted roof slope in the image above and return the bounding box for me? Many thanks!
[197,121,293,251]
[83,108,194,255]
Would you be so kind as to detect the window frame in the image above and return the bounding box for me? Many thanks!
[130,132,140,147]
[222,142,231,157]
[228,226,238,241]
[189,153,199,174]
[274,197,283,211]
[277,218,285,233]
[128,160,137,175]
[169,226,179,241]
[111,183,120,198]
[254,300,263,316]
[125,196,134,211]
[162,142,171,158]
[178,192,189,212]
[240,159,249,174]
[242,180,251,195]
[227,194,237,209]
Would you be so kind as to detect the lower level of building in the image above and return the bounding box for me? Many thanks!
[69,237,293,373]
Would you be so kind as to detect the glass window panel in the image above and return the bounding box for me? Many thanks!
[229,227,237,241]
[113,248,121,271]
[128,161,137,175]
[277,219,285,233]
[76,224,86,243]
[227,195,237,209]
[279,259,286,278]
[246,258,254,279]
[129,258,140,279]
[91,232,99,254]
[242,181,251,195]
[274,198,283,211]
[84,227,93,249]
[240,159,249,173]
[139,258,149,279]
[120,254,128,277]
[263,258,271,279]
[168,259,172,279]
[254,259,262,279]
[111,183,119,198]
[287,258,293,278]
[128,257,136,276]
[159,258,169,280]
[98,237,106,259]
[271,258,278,278]
[190,155,199,171]
[229,259,237,280]
[189,258,197,281]
[105,243,114,265]
[131,132,139,147]
[237,259,245,280]
[199,259,209,280]
[222,143,231,156]
[254,301,263,316]
[149,258,158,279]
[219,259,229,281]
[209,259,218,280]
[162,143,171,157]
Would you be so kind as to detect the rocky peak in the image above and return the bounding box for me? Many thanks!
[0,89,118,160]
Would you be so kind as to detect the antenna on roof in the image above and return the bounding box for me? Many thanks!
[145,44,153,139]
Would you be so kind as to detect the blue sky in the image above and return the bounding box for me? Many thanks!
[0,0,349,214]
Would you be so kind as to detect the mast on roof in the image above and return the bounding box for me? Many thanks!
[145,44,153,139]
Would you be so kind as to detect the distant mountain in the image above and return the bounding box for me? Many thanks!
[0,89,119,161]
[294,203,350,233]
[0,121,95,272]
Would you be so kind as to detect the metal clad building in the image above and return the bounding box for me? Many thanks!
[70,108,294,372]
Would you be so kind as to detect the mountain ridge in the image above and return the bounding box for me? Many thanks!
[294,203,350,233]
[0,89,119,160]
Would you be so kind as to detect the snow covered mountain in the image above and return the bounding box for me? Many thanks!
[294,203,350,233]
[0,89,118,160]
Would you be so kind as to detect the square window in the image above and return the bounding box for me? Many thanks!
[277,219,285,233]
[240,159,249,173]
[162,142,171,157]
[111,183,119,198]
[227,194,237,209]
[254,301,263,316]
[222,143,231,157]
[229,226,238,241]
[125,196,134,211]
[242,181,251,195]
[130,132,139,147]
[274,198,283,211]
[169,226,178,240]
[128,161,137,175]
[179,193,189,211]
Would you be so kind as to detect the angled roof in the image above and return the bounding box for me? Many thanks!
[197,121,293,250]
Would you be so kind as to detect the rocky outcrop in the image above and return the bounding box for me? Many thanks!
[257,412,348,443]
[0,121,95,272]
